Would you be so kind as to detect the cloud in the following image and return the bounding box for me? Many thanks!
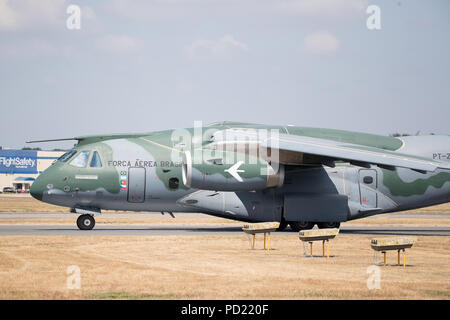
[0,0,19,30]
[274,0,367,18]
[81,5,96,21]
[108,0,367,21]
[0,38,60,59]
[96,35,141,54]
[184,35,249,61]
[0,34,135,61]
[0,0,67,31]
[0,0,96,31]
[303,31,340,55]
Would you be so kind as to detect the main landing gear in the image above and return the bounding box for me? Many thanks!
[316,222,340,229]
[286,221,341,232]
[76,214,95,230]
[289,221,315,232]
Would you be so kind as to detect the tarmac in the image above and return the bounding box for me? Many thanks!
[0,212,449,236]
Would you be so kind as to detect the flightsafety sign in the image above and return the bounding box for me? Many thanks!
[0,150,38,174]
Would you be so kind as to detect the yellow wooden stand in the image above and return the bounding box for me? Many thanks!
[299,228,338,258]
[371,238,413,268]
[381,249,406,267]
[242,222,279,251]
[309,240,330,258]
[250,232,271,250]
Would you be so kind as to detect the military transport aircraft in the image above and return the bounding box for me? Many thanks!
[28,122,450,231]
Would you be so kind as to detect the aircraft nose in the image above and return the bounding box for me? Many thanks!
[30,175,45,201]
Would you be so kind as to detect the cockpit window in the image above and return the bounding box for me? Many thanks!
[58,150,77,162]
[90,151,102,168]
[69,151,90,168]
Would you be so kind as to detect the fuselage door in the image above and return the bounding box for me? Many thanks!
[128,167,146,203]
[358,169,377,207]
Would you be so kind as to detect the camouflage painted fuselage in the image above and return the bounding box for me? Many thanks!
[30,123,450,223]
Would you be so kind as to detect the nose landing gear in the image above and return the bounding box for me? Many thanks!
[76,214,95,230]
[72,207,100,230]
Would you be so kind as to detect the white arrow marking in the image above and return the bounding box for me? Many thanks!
[224,161,245,182]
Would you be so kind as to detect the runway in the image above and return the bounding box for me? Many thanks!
[0,223,449,236]
[1,211,448,220]
[0,211,449,236]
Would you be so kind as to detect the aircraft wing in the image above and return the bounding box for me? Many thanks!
[210,129,450,172]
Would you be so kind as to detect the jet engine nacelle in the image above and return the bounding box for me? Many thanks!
[181,150,284,191]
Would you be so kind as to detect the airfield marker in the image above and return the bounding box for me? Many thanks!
[371,238,414,267]
[298,228,339,259]
[242,222,279,251]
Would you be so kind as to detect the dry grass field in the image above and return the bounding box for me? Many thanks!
[0,194,65,212]
[0,235,448,300]
[0,195,449,300]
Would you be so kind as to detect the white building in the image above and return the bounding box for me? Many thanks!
[0,150,64,191]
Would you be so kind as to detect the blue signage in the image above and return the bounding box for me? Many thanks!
[0,150,38,174]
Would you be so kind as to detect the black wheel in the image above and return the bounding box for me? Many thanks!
[277,220,288,231]
[317,222,340,229]
[289,221,315,232]
[77,214,95,230]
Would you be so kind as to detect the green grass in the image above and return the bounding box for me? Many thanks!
[423,290,450,298]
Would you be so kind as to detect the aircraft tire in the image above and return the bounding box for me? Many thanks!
[289,221,315,232]
[77,214,95,230]
[317,222,340,229]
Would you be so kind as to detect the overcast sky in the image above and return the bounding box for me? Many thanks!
[0,0,449,150]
